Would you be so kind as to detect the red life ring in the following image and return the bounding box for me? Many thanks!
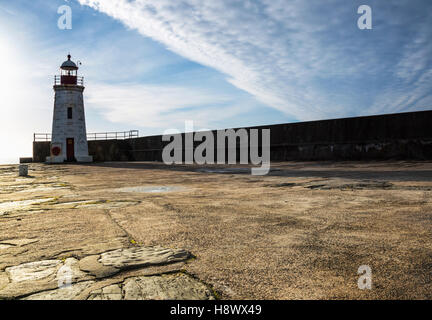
[52,146,61,156]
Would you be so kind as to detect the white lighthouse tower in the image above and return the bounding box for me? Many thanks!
[46,55,93,163]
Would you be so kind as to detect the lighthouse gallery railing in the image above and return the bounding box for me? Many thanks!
[54,75,84,86]
[34,130,139,142]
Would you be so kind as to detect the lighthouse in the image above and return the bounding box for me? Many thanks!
[46,55,93,163]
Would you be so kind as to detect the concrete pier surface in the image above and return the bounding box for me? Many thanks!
[0,161,431,299]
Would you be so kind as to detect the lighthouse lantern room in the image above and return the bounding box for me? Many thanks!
[46,55,93,163]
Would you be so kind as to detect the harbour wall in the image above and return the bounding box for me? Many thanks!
[33,110,432,162]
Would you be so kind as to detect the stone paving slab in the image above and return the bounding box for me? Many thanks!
[0,246,192,299]
[99,247,191,269]
[23,273,214,300]
[0,198,56,216]
[6,260,62,283]
[78,255,120,279]
[23,281,96,300]
[119,273,214,300]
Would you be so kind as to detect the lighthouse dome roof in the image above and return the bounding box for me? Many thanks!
[61,54,78,70]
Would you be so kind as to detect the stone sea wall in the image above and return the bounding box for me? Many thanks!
[33,110,432,162]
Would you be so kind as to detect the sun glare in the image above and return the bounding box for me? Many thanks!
[0,32,33,161]
[0,35,21,89]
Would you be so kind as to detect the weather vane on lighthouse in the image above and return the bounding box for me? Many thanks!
[46,54,93,163]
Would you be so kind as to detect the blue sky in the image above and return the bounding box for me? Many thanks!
[0,0,431,162]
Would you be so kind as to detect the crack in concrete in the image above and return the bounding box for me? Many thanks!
[102,209,136,249]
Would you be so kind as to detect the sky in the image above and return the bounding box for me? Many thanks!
[0,0,431,163]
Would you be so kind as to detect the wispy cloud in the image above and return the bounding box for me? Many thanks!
[370,20,432,114]
[78,0,432,120]
[85,83,253,130]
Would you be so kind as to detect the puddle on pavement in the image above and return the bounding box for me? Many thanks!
[115,186,186,193]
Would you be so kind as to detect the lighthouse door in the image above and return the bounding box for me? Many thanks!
[66,138,75,162]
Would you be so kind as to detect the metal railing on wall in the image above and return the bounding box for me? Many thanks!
[34,130,139,142]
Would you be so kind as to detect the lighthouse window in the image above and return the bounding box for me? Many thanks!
[67,107,73,119]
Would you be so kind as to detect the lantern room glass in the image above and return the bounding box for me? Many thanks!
[61,69,77,76]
